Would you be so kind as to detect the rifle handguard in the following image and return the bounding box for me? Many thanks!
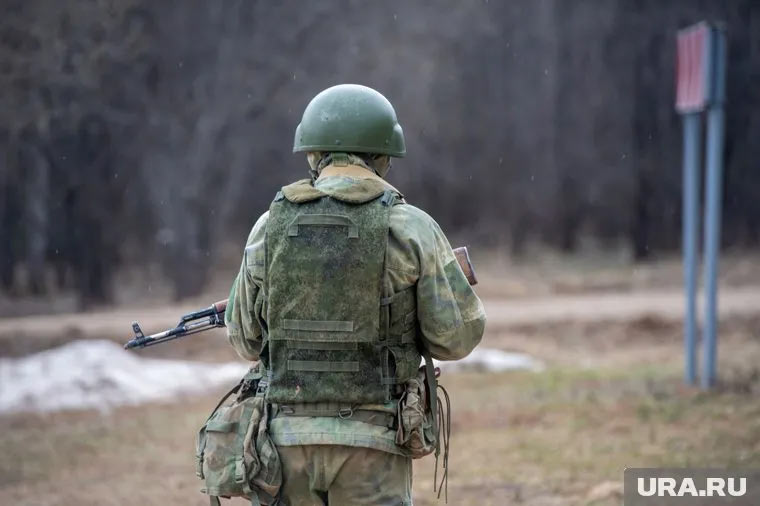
[452,246,478,286]
[212,299,228,314]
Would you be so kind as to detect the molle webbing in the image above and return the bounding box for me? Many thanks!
[379,286,422,387]
[381,286,418,344]
[273,402,396,429]
[287,360,359,373]
[282,319,354,332]
[265,186,400,404]
[287,214,359,238]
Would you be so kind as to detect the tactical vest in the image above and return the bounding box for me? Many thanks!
[263,178,421,404]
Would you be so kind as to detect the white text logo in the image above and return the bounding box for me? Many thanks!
[637,477,746,497]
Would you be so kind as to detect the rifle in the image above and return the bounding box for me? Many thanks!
[124,246,478,350]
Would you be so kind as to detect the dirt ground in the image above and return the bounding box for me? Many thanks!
[1,257,759,505]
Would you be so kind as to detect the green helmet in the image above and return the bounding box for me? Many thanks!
[293,84,406,157]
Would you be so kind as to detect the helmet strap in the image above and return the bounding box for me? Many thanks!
[330,152,350,166]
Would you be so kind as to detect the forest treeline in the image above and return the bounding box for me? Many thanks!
[1,0,759,306]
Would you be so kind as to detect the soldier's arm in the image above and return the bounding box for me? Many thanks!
[225,211,269,361]
[406,207,486,360]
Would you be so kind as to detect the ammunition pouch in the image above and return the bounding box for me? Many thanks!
[196,365,282,506]
[395,372,436,458]
[395,349,451,498]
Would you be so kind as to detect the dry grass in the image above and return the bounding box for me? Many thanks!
[413,366,760,505]
[2,316,760,505]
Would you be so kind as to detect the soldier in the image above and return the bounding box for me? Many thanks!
[225,84,485,505]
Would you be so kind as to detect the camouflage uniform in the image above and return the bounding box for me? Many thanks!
[226,163,486,505]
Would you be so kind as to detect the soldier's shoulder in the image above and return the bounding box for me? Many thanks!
[245,210,269,245]
[253,210,270,228]
[391,203,441,233]
[392,201,436,223]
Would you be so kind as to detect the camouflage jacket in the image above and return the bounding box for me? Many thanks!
[225,163,486,455]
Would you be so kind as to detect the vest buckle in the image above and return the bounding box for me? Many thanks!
[256,378,269,396]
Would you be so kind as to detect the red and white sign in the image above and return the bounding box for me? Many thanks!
[676,23,709,113]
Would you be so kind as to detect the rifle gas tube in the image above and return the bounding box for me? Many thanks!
[124,246,477,350]
[124,300,227,349]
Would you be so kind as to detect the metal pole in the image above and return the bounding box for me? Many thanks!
[682,112,701,386]
[701,105,725,389]
[701,28,727,389]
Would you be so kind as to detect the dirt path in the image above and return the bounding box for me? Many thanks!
[0,303,202,342]
[483,286,760,326]
[1,286,758,357]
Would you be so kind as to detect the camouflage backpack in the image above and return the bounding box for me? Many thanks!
[196,366,282,505]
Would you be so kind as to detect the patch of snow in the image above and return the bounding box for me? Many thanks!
[0,342,544,414]
[435,347,544,373]
[0,340,249,414]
